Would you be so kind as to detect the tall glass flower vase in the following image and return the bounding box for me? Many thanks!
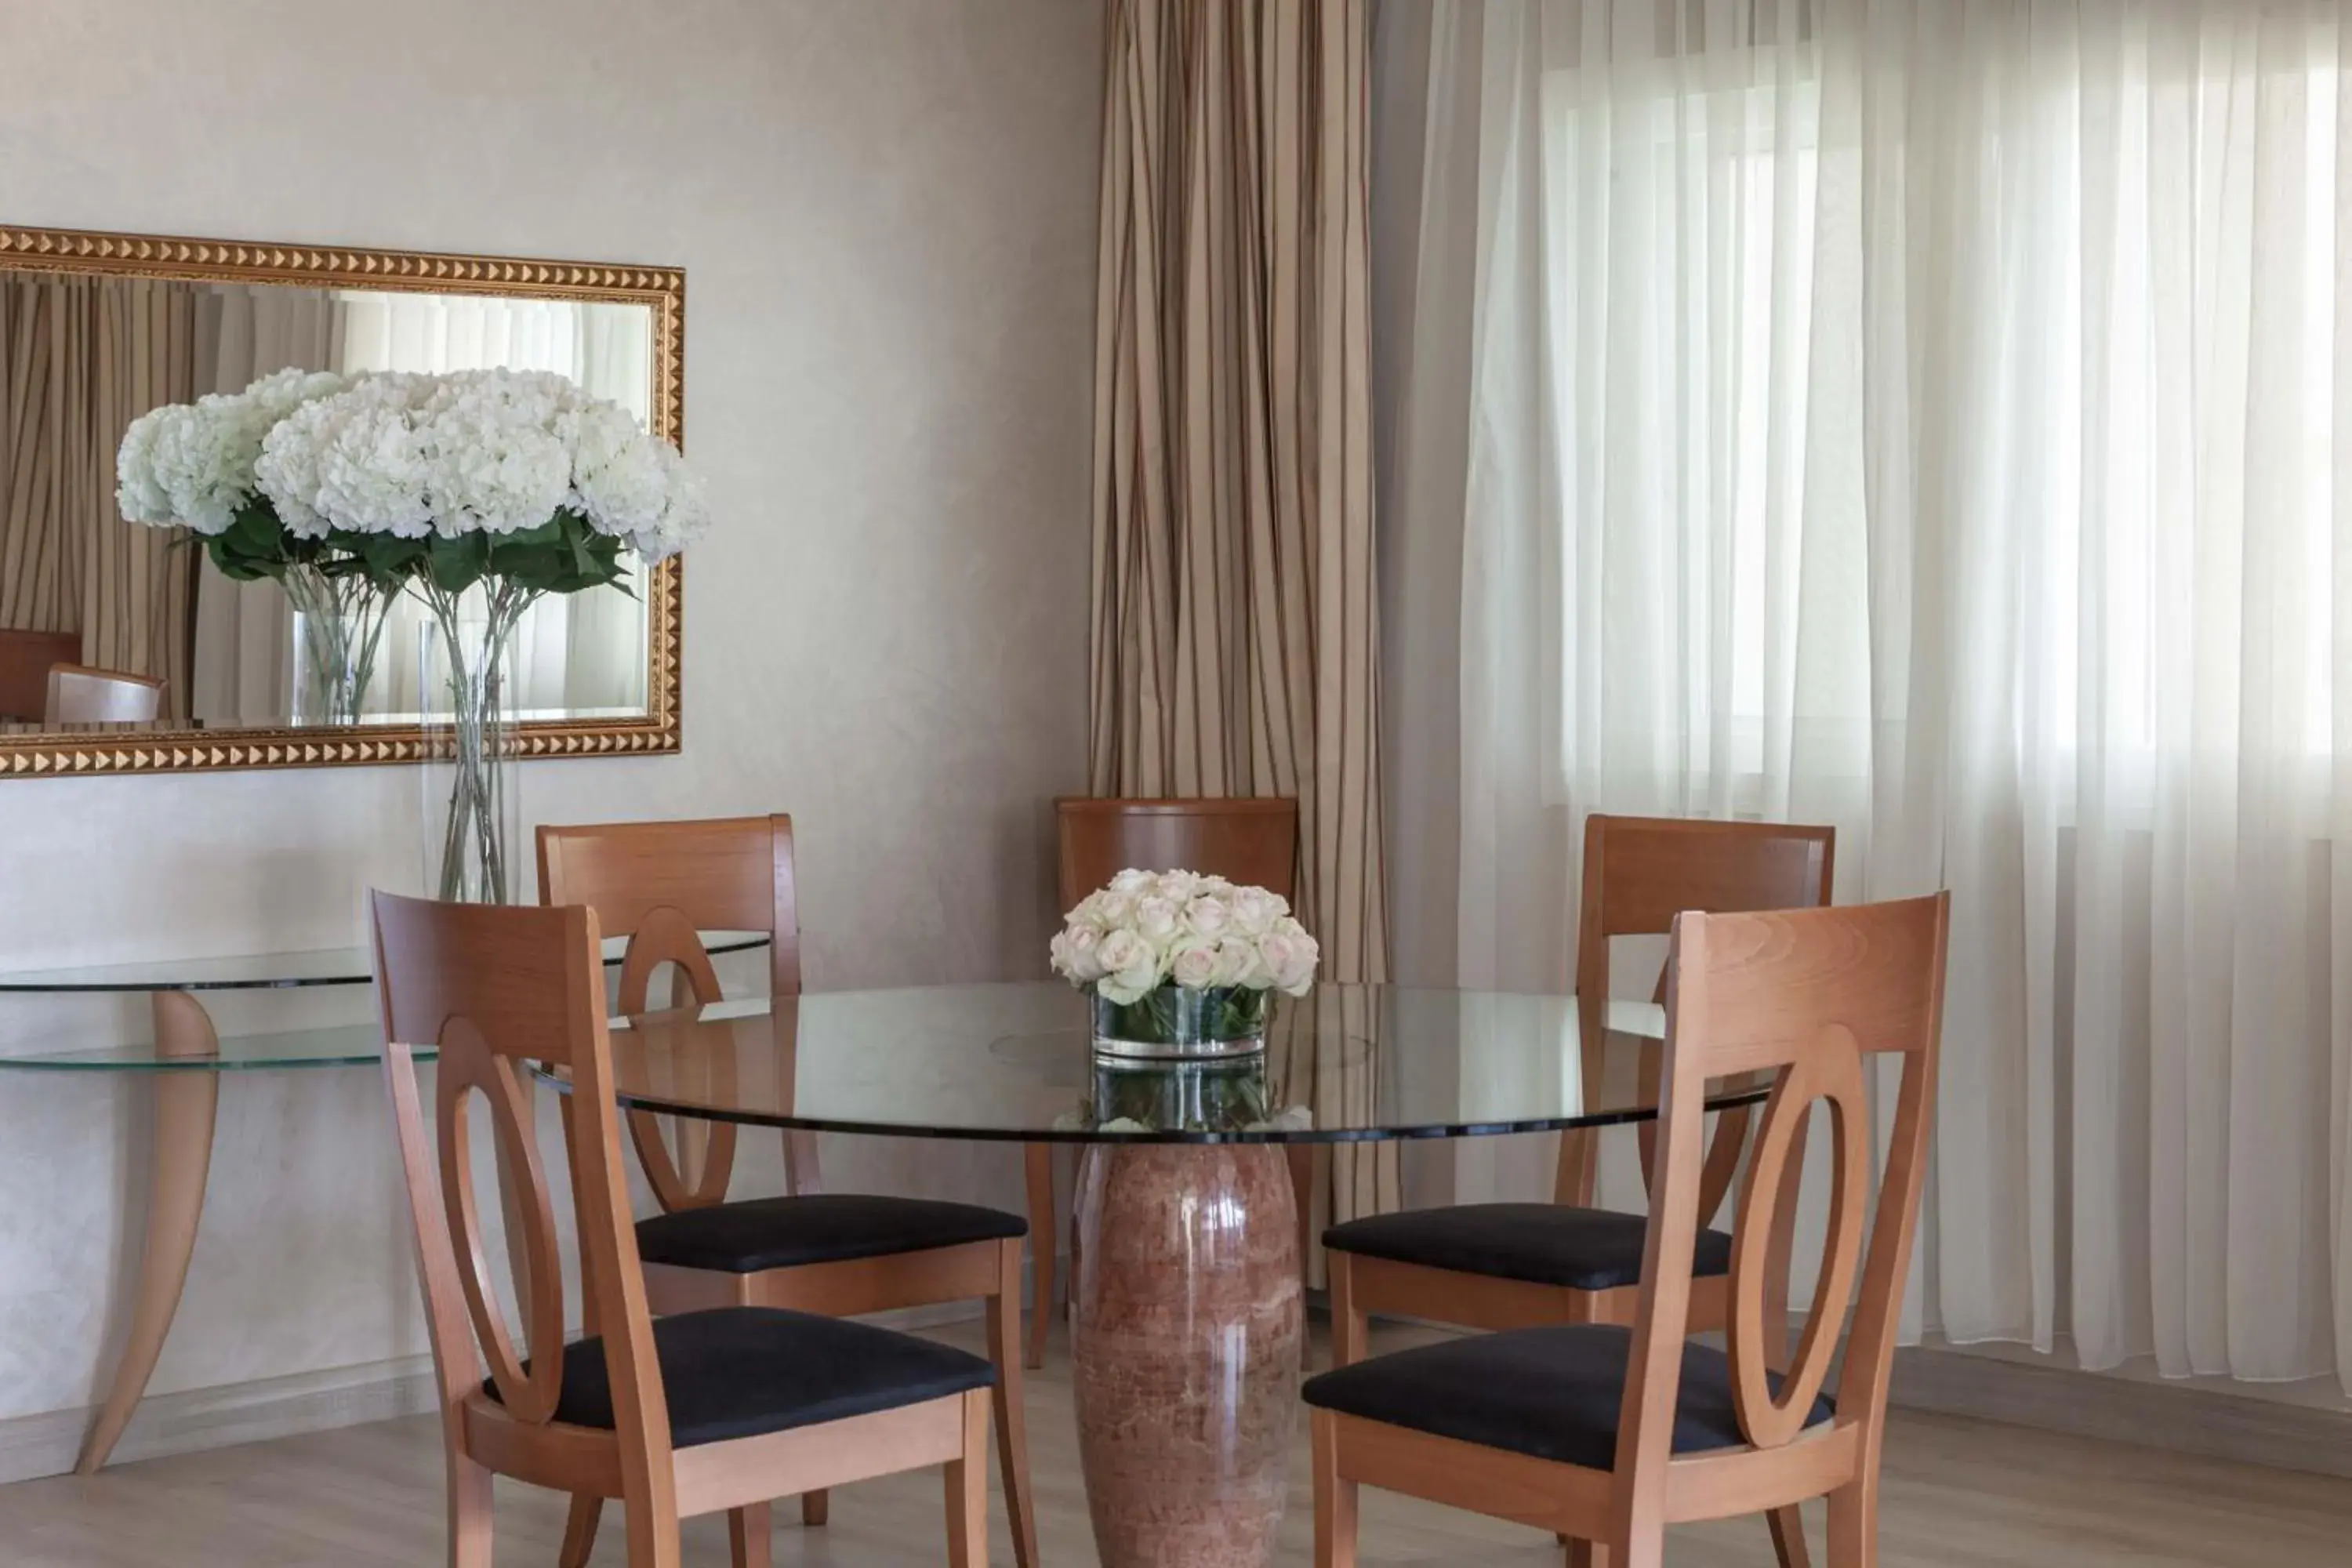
[419,587,532,904]
[282,563,393,726]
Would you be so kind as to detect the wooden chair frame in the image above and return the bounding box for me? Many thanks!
[536,815,1036,1568]
[1315,893,1948,1568]
[1026,795,1308,1368]
[1328,814,1834,1564]
[373,891,992,1568]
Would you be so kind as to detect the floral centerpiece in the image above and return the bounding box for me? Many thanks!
[117,368,387,724]
[118,365,709,902]
[1050,869,1319,1059]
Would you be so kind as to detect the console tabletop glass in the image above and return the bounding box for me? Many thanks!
[0,1024,392,1073]
[575,982,1773,1144]
[0,931,770,994]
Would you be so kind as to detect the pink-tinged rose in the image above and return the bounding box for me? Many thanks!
[1087,891,1135,931]
[1094,928,1163,1004]
[1170,944,1222,989]
[1258,926,1319,996]
[1109,867,1156,895]
[1134,896,1182,947]
[1227,885,1285,937]
[1215,935,1272,989]
[1051,926,1105,985]
[1185,895,1232,939]
[1156,869,1206,901]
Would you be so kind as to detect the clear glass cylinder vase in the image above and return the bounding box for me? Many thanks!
[282,562,393,726]
[1090,984,1270,1061]
[419,588,531,904]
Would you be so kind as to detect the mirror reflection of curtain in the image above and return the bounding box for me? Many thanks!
[188,286,343,725]
[342,292,652,719]
[0,275,199,722]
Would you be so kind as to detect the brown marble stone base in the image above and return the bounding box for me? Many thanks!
[1070,1144,1304,1568]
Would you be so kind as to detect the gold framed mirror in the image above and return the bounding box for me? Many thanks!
[0,223,682,778]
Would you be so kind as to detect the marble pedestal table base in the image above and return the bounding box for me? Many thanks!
[1070,1143,1304,1568]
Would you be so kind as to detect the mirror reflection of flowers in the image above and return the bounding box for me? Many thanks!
[1050,868,1320,1004]
[115,366,707,731]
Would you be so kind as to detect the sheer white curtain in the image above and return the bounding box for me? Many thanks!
[1381,0,2352,1388]
[341,292,653,717]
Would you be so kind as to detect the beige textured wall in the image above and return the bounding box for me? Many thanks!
[0,0,1101,1449]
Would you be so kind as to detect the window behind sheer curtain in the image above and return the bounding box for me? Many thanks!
[1399,0,2352,1389]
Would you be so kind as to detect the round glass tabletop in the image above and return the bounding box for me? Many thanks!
[579,982,1769,1145]
[0,931,771,994]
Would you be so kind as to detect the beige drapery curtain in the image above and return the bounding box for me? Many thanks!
[0,275,198,720]
[1087,0,1393,1245]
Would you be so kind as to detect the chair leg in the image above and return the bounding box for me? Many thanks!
[728,1501,772,1568]
[1327,1250,1367,1368]
[557,1494,601,1568]
[946,1388,990,1568]
[800,1491,829,1526]
[1826,1474,1875,1566]
[448,1452,494,1568]
[1564,1541,1610,1567]
[988,1240,1041,1568]
[1769,1504,1813,1568]
[1312,1410,1357,1568]
[1287,1142,1316,1277]
[1024,1142,1054,1369]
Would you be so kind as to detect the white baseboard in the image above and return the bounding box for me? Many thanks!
[0,1298,988,1486]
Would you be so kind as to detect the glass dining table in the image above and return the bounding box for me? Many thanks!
[575,981,1770,1568]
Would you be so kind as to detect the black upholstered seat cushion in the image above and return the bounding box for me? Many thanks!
[489,1307,993,1448]
[635,1193,1027,1276]
[1301,1324,1832,1468]
[1323,1203,1731,1291]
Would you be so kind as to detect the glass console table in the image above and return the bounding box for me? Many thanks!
[0,931,768,1472]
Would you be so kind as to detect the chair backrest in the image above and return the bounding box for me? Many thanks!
[372,891,676,1512]
[536,814,805,1207]
[536,814,801,1003]
[1559,815,1836,1209]
[1056,797,1298,912]
[44,662,162,724]
[0,630,82,720]
[1613,894,1947,1515]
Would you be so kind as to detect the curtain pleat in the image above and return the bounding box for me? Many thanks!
[0,275,196,721]
[1091,0,1395,1250]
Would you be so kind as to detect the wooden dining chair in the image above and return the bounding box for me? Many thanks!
[537,815,1036,1568]
[1029,795,1302,1367]
[44,662,162,724]
[0,629,82,720]
[1323,814,1832,1563]
[372,890,996,1568]
[1305,892,1948,1568]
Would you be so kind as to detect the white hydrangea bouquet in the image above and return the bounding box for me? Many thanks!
[116,366,706,728]
[120,365,709,902]
[1051,869,1319,1059]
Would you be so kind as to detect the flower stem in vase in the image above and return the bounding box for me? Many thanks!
[420,581,535,904]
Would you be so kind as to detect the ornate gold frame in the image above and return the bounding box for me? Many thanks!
[0,223,684,779]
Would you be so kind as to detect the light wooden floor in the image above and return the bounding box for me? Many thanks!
[5,1322,2347,1566]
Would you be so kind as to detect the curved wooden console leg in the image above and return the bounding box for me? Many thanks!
[76,989,220,1474]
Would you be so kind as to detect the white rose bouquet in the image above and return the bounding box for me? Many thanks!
[1054,870,1319,1060]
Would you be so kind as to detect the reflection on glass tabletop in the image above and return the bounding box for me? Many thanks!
[568,982,1772,1145]
[0,931,771,993]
